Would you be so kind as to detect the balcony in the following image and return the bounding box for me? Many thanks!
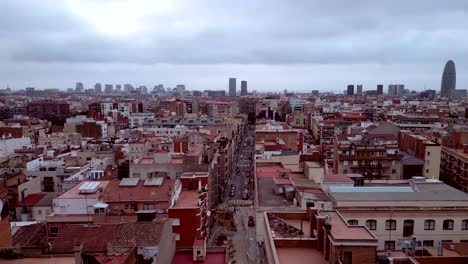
[339,154,402,161]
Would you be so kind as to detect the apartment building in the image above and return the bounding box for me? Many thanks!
[400,131,441,179]
[333,134,403,179]
[262,209,378,264]
[329,178,468,250]
[168,190,209,248]
[440,145,468,192]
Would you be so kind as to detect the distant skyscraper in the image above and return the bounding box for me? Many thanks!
[75,82,84,92]
[356,85,363,96]
[240,80,248,96]
[176,84,186,92]
[124,84,133,93]
[94,83,102,93]
[104,84,113,93]
[229,78,236,97]
[397,84,405,97]
[388,84,397,96]
[347,85,354,96]
[441,60,456,97]
[115,84,122,92]
[377,84,384,95]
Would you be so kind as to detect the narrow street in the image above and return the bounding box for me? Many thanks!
[210,124,257,264]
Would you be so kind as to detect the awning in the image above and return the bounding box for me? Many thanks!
[93,202,109,209]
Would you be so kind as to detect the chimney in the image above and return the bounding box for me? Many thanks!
[74,244,83,264]
[20,188,28,222]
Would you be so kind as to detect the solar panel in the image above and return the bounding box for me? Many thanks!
[329,186,413,193]
[119,178,140,186]
[144,177,164,186]
[79,181,101,194]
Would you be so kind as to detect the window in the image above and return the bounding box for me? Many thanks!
[427,151,430,156]
[172,218,180,226]
[462,219,468,230]
[347,219,358,226]
[343,161,348,166]
[366,220,377,230]
[49,226,59,234]
[384,241,395,250]
[175,233,180,241]
[385,220,396,230]
[423,240,434,247]
[403,219,414,237]
[424,220,435,230]
[343,251,352,264]
[343,169,348,174]
[391,169,396,174]
[443,220,454,230]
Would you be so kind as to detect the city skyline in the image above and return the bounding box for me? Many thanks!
[1,0,468,91]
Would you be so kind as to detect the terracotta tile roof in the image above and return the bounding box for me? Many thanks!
[17,193,48,207]
[110,221,165,249]
[102,179,177,203]
[12,223,46,248]
[51,224,118,253]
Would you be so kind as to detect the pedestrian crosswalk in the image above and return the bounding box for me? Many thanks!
[228,200,253,207]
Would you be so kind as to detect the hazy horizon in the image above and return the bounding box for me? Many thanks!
[2,0,467,92]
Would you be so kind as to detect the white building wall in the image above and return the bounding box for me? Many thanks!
[340,211,468,250]
[0,137,31,156]
[53,197,99,215]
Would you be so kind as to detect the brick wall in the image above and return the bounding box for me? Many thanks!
[329,245,377,264]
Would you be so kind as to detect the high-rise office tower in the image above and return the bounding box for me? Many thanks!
[124,84,133,93]
[75,82,84,92]
[347,85,354,96]
[94,83,102,93]
[176,85,186,92]
[104,84,113,93]
[441,60,456,97]
[356,85,363,96]
[229,78,236,97]
[115,84,122,92]
[397,84,405,97]
[388,84,397,96]
[240,80,248,96]
[377,84,384,95]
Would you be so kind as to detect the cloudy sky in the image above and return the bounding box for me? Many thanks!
[1,0,467,92]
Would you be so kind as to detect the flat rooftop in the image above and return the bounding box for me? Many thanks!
[276,248,327,264]
[171,252,225,264]
[324,211,376,241]
[173,190,200,208]
[329,181,468,202]
[58,181,109,199]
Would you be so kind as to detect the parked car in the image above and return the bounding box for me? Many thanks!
[248,216,255,227]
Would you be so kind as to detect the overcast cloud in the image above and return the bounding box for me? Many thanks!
[1,0,467,92]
